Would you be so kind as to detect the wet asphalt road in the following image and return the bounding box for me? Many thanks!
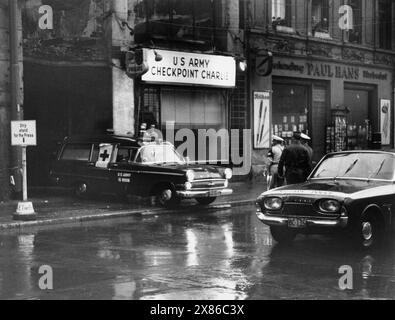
[1,204,395,300]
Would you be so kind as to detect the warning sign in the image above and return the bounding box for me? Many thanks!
[11,121,37,146]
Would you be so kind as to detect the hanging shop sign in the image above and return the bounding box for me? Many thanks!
[141,49,236,88]
[253,91,271,149]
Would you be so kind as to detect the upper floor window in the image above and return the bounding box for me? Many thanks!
[312,0,329,35]
[133,0,215,44]
[348,0,362,44]
[272,0,292,29]
[378,0,393,49]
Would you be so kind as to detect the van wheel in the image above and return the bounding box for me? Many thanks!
[270,227,296,244]
[74,182,88,198]
[156,187,180,208]
[196,197,217,205]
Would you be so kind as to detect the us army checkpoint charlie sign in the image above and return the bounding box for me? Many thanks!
[11,120,37,146]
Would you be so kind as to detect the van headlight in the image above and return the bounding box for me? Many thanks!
[263,197,283,211]
[224,168,233,180]
[319,199,341,213]
[186,170,195,182]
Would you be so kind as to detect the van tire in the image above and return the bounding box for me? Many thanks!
[74,182,88,198]
[196,197,217,205]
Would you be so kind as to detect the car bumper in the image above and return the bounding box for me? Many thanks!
[176,188,233,199]
[256,211,348,228]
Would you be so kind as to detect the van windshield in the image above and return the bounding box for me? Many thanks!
[136,144,185,165]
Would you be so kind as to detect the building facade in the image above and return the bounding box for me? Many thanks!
[243,0,395,173]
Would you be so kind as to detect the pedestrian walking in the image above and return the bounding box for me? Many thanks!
[266,135,285,189]
[278,132,312,185]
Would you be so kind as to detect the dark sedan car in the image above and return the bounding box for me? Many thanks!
[50,135,233,207]
[256,151,395,248]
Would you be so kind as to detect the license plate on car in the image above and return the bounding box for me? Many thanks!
[288,218,307,229]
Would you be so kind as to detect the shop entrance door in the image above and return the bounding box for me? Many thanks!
[161,87,227,163]
[344,86,375,150]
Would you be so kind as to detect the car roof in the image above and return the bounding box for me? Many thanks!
[327,150,395,157]
[63,134,140,147]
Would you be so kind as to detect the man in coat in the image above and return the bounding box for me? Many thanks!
[278,132,312,185]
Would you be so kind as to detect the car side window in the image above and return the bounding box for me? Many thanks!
[61,144,92,161]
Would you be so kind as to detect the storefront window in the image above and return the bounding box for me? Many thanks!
[272,0,292,29]
[312,0,329,35]
[133,0,215,44]
[378,0,393,49]
[272,83,309,143]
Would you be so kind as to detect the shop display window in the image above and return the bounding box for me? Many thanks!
[272,83,309,145]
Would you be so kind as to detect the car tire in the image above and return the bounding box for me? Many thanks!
[74,181,88,198]
[270,227,297,244]
[156,187,181,208]
[196,197,217,206]
[354,214,383,249]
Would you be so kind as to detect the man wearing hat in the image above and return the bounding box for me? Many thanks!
[278,132,312,185]
[301,133,313,161]
[266,135,285,189]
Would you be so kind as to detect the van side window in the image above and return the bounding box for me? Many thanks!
[61,144,92,161]
[116,147,138,163]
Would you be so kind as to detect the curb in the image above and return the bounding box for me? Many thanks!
[0,199,256,231]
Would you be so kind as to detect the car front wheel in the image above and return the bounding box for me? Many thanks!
[196,197,217,205]
[156,187,181,208]
[354,214,383,249]
[270,227,296,244]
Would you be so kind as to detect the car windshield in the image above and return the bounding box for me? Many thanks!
[312,153,395,181]
[136,144,185,165]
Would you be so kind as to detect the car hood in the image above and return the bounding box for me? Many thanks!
[269,179,392,196]
[160,163,223,179]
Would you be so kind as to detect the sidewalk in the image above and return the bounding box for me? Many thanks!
[0,181,265,230]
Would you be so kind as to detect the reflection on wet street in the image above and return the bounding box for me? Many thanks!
[1,205,395,300]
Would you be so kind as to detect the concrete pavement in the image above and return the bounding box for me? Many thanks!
[0,181,266,230]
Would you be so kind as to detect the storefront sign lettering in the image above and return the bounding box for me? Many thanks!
[363,71,388,81]
[142,49,236,88]
[307,63,359,80]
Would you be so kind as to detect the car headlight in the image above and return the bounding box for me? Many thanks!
[263,197,283,211]
[186,170,195,182]
[224,168,233,180]
[319,199,341,213]
[185,182,192,190]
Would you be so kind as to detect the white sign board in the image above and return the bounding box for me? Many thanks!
[11,120,37,146]
[380,99,391,145]
[254,91,271,149]
[142,49,236,88]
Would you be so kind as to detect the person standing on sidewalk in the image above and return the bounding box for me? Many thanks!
[278,132,312,185]
[266,135,285,189]
[301,133,314,173]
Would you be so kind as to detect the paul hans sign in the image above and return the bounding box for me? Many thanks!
[272,58,390,82]
[141,49,236,88]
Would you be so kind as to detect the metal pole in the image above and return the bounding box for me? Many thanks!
[9,0,23,196]
[22,146,27,201]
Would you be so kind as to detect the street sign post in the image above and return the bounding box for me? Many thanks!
[11,120,37,221]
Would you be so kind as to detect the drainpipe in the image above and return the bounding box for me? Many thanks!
[9,0,23,194]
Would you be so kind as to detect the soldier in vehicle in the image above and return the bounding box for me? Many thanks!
[278,132,312,185]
